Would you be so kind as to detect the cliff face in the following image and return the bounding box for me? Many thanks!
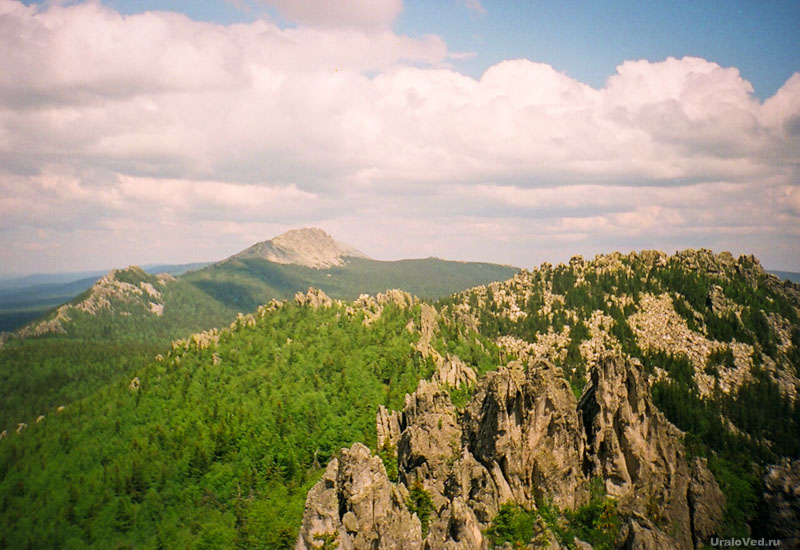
[297,353,725,549]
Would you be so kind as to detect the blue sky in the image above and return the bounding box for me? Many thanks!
[90,0,800,99]
[3,0,800,273]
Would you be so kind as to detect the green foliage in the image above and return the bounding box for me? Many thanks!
[406,480,434,537]
[0,338,162,431]
[447,383,474,409]
[312,532,339,550]
[0,301,439,548]
[608,307,641,358]
[740,308,778,358]
[378,440,398,482]
[0,277,240,431]
[705,311,751,344]
[707,455,759,538]
[569,478,620,550]
[487,479,619,550]
[1,256,515,432]
[706,346,735,373]
[671,295,701,332]
[721,367,800,458]
[642,351,695,388]
[186,257,518,311]
[484,503,537,548]
[789,326,800,377]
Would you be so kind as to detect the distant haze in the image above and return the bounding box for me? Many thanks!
[1,0,799,274]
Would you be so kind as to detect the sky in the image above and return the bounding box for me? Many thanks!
[1,0,799,275]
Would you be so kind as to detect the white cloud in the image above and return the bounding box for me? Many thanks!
[0,0,799,273]
[259,0,403,29]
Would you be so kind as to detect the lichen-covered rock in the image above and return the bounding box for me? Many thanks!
[295,443,422,550]
[376,404,403,449]
[294,287,334,308]
[762,458,800,549]
[398,379,463,512]
[620,518,681,550]
[301,353,726,550]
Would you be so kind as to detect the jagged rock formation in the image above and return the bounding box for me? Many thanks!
[298,353,725,549]
[578,355,724,549]
[295,443,423,550]
[228,227,369,269]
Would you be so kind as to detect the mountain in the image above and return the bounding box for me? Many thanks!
[0,275,101,333]
[0,263,211,333]
[1,248,797,549]
[227,227,369,268]
[0,228,518,432]
[769,270,800,284]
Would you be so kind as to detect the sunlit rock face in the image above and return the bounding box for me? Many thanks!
[230,227,369,269]
[298,353,725,549]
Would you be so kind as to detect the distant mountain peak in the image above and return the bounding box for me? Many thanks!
[228,227,369,269]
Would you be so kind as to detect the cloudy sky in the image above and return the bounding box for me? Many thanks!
[2,0,799,275]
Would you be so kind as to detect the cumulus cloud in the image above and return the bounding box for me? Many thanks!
[1,0,799,273]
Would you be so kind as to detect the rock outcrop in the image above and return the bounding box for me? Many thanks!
[295,443,422,550]
[229,227,369,269]
[462,360,586,511]
[578,354,724,549]
[298,353,726,549]
[13,266,173,340]
[762,458,800,548]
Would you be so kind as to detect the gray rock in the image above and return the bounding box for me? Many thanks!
[578,353,724,549]
[463,360,587,510]
[762,458,800,549]
[688,457,725,547]
[295,443,422,550]
[299,353,726,550]
[433,355,477,390]
[620,518,680,550]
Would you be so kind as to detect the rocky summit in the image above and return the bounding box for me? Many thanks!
[227,227,369,269]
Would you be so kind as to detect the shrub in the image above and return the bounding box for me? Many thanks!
[406,480,434,537]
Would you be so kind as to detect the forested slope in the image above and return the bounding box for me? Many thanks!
[0,255,516,433]
[1,248,797,548]
[0,290,499,549]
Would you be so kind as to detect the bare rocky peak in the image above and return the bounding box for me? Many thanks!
[229,227,369,269]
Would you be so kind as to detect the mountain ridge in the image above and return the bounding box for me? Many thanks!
[1,247,798,548]
[0,230,519,433]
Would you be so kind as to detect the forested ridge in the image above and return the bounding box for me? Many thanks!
[1,293,476,548]
[0,248,798,548]
[0,255,516,433]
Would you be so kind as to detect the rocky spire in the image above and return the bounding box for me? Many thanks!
[296,353,726,549]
